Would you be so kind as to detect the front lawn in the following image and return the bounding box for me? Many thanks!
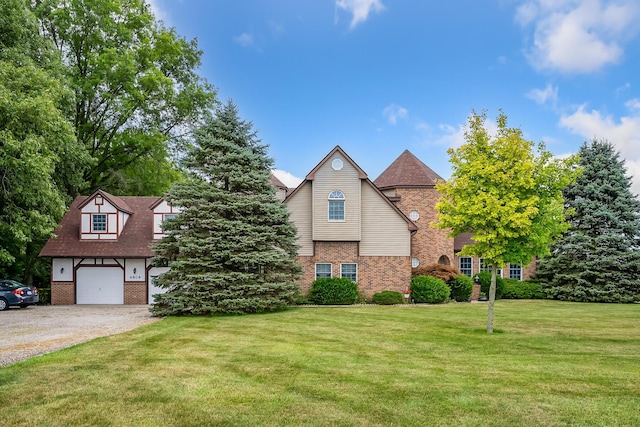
[1,301,639,426]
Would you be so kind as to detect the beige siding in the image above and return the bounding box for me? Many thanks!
[360,182,411,256]
[285,182,314,256]
[312,154,361,241]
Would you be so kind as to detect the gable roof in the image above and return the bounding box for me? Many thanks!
[78,189,134,214]
[454,233,474,252]
[269,173,288,190]
[39,195,160,258]
[374,150,443,190]
[305,146,368,180]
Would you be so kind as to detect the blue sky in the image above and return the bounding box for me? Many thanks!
[149,0,640,193]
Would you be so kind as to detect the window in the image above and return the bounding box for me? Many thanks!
[409,210,420,221]
[480,258,502,277]
[341,263,357,282]
[459,257,472,276]
[163,213,177,221]
[509,263,522,280]
[438,255,450,265]
[92,214,107,232]
[411,257,420,268]
[315,263,332,279]
[328,190,345,221]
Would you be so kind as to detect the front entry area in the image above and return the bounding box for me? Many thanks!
[76,267,124,304]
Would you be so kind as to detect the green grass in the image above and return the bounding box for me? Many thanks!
[1,300,640,426]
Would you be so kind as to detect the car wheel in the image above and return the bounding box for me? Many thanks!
[19,304,29,309]
[0,298,8,311]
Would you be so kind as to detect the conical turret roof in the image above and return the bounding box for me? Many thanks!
[374,150,443,189]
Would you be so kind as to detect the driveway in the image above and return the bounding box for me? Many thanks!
[1,305,160,367]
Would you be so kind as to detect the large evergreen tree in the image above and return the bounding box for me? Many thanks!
[151,101,301,316]
[538,139,640,302]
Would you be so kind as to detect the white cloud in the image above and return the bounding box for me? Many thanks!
[625,98,640,111]
[526,83,558,105]
[272,169,303,188]
[146,0,170,24]
[383,103,408,125]
[559,104,640,194]
[234,32,255,48]
[516,0,640,73]
[335,0,385,29]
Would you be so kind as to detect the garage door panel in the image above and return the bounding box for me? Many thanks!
[77,267,124,304]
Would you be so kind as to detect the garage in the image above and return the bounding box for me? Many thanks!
[148,267,170,304]
[76,267,124,304]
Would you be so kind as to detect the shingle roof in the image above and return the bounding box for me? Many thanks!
[39,195,160,258]
[269,173,288,190]
[454,233,474,252]
[373,150,443,190]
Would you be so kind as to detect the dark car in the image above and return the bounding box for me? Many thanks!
[0,280,39,310]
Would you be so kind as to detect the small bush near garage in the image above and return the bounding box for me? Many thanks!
[502,279,545,299]
[411,275,450,304]
[372,290,404,305]
[413,263,459,282]
[308,278,359,305]
[477,271,505,299]
[448,275,473,302]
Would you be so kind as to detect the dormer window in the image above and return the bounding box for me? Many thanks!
[92,214,107,232]
[328,190,345,222]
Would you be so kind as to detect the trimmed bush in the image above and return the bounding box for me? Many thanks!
[372,290,404,305]
[411,275,450,304]
[448,275,473,302]
[413,263,459,282]
[477,271,505,299]
[502,279,545,299]
[308,278,359,305]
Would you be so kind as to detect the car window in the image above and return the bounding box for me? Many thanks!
[0,280,21,289]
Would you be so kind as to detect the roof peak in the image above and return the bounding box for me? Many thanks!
[374,150,443,189]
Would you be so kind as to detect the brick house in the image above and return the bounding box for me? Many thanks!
[286,147,536,297]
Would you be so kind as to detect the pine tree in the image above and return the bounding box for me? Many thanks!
[151,101,301,315]
[538,139,640,302]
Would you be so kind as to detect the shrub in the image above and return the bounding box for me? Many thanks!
[372,290,404,305]
[411,275,450,304]
[448,275,473,302]
[502,279,545,299]
[308,278,359,305]
[477,271,505,299]
[413,263,459,282]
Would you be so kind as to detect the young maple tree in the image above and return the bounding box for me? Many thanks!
[151,101,301,315]
[434,110,579,332]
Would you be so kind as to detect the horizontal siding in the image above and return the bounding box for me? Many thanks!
[285,182,314,256]
[312,154,361,241]
[360,182,411,256]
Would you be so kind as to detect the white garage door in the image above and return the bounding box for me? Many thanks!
[77,267,124,304]
[148,267,170,304]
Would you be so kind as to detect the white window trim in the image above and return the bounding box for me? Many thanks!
[328,190,346,222]
[459,256,473,277]
[480,258,502,277]
[411,257,420,268]
[315,263,332,279]
[340,263,358,282]
[91,213,107,233]
[509,262,522,281]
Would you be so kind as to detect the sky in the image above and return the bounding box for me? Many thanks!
[149,0,640,193]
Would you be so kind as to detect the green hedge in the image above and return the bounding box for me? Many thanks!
[372,290,404,305]
[411,275,450,304]
[448,275,473,302]
[308,278,359,305]
[477,271,505,299]
[502,279,545,299]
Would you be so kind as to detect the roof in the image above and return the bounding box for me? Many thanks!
[39,195,160,258]
[269,173,288,190]
[373,150,444,190]
[454,233,474,252]
[78,189,134,214]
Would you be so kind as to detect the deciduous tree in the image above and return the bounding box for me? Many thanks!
[434,111,579,332]
[151,101,301,315]
[32,0,216,196]
[538,139,640,302]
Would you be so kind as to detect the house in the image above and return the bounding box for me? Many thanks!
[39,190,179,304]
[40,147,536,305]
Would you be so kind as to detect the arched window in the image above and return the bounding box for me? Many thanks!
[328,190,345,221]
[438,255,450,265]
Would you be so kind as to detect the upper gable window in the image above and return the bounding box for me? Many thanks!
[328,190,345,222]
[92,214,107,232]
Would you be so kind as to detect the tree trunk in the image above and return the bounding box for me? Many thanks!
[486,263,497,333]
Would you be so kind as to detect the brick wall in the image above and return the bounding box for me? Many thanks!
[124,282,147,304]
[296,241,411,297]
[392,187,454,268]
[51,282,75,304]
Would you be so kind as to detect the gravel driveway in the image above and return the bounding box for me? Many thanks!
[1,305,160,367]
